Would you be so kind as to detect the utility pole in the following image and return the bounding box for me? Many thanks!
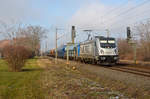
[45,41,47,52]
[133,43,137,64]
[55,28,58,64]
[66,26,76,64]
[66,43,69,65]
[71,26,76,44]
[71,26,76,60]
[126,27,137,64]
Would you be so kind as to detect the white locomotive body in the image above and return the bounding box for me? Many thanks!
[79,36,119,64]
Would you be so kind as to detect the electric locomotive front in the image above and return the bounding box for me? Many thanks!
[95,36,119,64]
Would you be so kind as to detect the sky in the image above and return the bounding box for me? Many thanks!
[0,0,150,50]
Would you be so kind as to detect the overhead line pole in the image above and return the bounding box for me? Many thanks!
[54,27,67,64]
[106,29,110,38]
[127,27,137,64]
[55,28,58,64]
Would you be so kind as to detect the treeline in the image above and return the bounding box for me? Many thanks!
[118,21,150,61]
[0,22,47,72]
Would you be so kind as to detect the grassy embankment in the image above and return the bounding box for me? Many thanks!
[0,58,149,99]
[0,59,45,99]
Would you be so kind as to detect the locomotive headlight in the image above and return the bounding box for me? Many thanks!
[101,57,106,60]
[114,57,118,60]
[100,49,104,54]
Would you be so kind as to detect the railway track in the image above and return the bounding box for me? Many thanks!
[106,66,150,77]
[118,66,150,74]
[46,57,150,77]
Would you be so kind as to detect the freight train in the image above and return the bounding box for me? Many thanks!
[48,36,119,64]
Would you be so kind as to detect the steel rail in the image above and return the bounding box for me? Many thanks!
[107,67,150,77]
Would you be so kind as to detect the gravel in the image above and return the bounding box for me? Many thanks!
[80,64,150,88]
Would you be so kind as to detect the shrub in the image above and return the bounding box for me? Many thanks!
[117,39,133,60]
[3,45,31,72]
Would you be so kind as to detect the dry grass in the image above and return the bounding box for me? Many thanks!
[38,59,127,99]
[40,58,150,99]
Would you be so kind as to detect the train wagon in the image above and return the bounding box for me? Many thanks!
[64,44,80,60]
[49,49,55,57]
[57,45,66,58]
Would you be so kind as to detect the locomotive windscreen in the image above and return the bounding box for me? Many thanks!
[99,37,116,48]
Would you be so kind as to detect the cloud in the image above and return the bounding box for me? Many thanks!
[0,0,42,24]
[69,1,150,38]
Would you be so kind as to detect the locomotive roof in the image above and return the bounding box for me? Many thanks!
[95,36,115,40]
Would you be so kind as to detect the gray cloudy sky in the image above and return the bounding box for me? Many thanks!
[0,0,43,24]
[0,0,150,49]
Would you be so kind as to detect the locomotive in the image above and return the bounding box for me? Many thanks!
[79,36,119,64]
[49,36,119,64]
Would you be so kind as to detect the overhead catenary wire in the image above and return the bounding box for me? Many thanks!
[111,7,150,25]
[88,0,139,30]
[96,0,150,37]
[50,0,150,47]
[100,0,136,20]
[71,1,149,35]
[105,0,150,25]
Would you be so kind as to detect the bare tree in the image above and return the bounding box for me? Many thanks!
[117,38,133,60]
[3,45,31,72]
[0,21,48,56]
[19,25,48,56]
[136,20,150,61]
[0,21,21,40]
